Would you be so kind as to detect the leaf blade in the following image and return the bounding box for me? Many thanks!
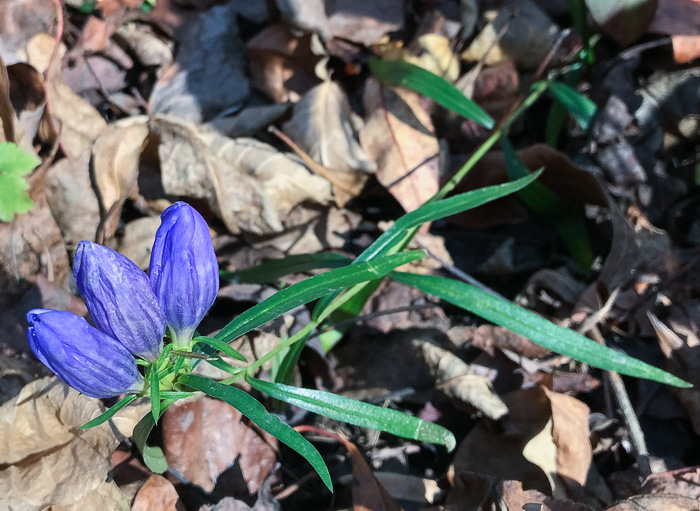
[247,376,456,451]
[369,58,495,129]
[180,374,333,491]
[391,271,691,387]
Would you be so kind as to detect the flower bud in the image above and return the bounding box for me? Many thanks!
[27,309,143,398]
[149,202,219,346]
[74,242,165,360]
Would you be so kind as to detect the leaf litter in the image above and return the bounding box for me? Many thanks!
[2,0,700,510]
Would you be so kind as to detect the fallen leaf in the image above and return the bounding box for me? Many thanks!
[412,338,508,420]
[282,80,375,175]
[0,379,128,511]
[641,466,700,499]
[151,115,331,235]
[606,494,700,510]
[132,475,183,511]
[0,55,16,142]
[450,388,591,499]
[149,3,249,122]
[360,78,440,215]
[45,71,108,159]
[448,325,552,360]
[649,0,700,63]
[325,0,406,46]
[91,116,149,241]
[162,396,278,494]
[586,0,658,46]
[111,216,161,270]
[373,472,442,507]
[207,103,290,138]
[245,24,326,103]
[7,62,46,151]
[498,479,596,511]
[0,0,56,62]
[45,151,102,246]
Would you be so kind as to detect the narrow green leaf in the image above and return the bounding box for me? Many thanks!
[160,391,196,399]
[193,336,247,361]
[369,58,495,129]
[221,253,352,284]
[547,81,597,130]
[180,375,333,491]
[272,330,310,385]
[357,172,541,265]
[132,399,178,474]
[391,272,691,388]
[247,376,456,451]
[214,250,427,344]
[79,394,137,429]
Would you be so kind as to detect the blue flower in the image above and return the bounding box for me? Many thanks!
[26,201,219,398]
[27,309,143,398]
[150,202,219,347]
[74,241,166,361]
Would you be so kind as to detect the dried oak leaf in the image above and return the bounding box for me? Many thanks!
[0,379,131,511]
[282,80,375,194]
[162,396,278,495]
[360,78,440,215]
[151,115,331,235]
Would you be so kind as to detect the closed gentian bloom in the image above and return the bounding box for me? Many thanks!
[27,309,143,398]
[149,202,219,347]
[74,241,165,361]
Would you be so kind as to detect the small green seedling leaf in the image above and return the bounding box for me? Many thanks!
[369,58,495,129]
[547,81,597,131]
[391,271,692,388]
[247,376,456,451]
[181,375,333,491]
[132,399,178,474]
[79,394,137,429]
[0,142,40,222]
[150,365,161,423]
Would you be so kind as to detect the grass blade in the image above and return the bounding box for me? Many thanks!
[247,376,456,451]
[390,271,691,388]
[181,375,333,491]
[79,394,137,429]
[369,58,495,129]
[547,81,597,130]
[214,250,426,343]
[220,253,352,284]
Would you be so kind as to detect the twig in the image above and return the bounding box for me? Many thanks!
[589,326,652,478]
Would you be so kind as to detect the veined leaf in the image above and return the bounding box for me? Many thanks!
[547,81,597,130]
[247,376,456,451]
[180,375,333,491]
[391,271,691,388]
[192,336,247,361]
[214,250,426,343]
[220,253,351,284]
[132,399,178,474]
[0,142,40,221]
[369,58,495,129]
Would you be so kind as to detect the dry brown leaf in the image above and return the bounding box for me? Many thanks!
[207,103,290,138]
[373,472,442,507]
[412,339,508,420]
[0,55,15,142]
[45,69,107,158]
[162,396,278,494]
[450,388,591,500]
[0,379,128,511]
[325,0,405,46]
[282,80,375,175]
[50,481,130,511]
[7,62,46,151]
[360,78,440,215]
[131,475,182,511]
[0,0,56,61]
[498,479,595,511]
[149,3,249,122]
[111,216,161,270]
[649,0,700,64]
[245,24,326,103]
[91,116,149,241]
[448,325,551,360]
[461,0,565,69]
[606,494,700,511]
[45,151,101,246]
[641,466,700,499]
[382,34,459,82]
[151,115,331,235]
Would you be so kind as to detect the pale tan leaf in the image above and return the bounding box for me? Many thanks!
[132,475,182,511]
[360,79,440,215]
[0,379,125,511]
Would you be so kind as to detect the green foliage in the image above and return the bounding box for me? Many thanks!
[369,58,495,129]
[0,142,39,222]
[547,81,597,131]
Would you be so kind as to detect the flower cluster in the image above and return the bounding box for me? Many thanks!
[26,202,219,398]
